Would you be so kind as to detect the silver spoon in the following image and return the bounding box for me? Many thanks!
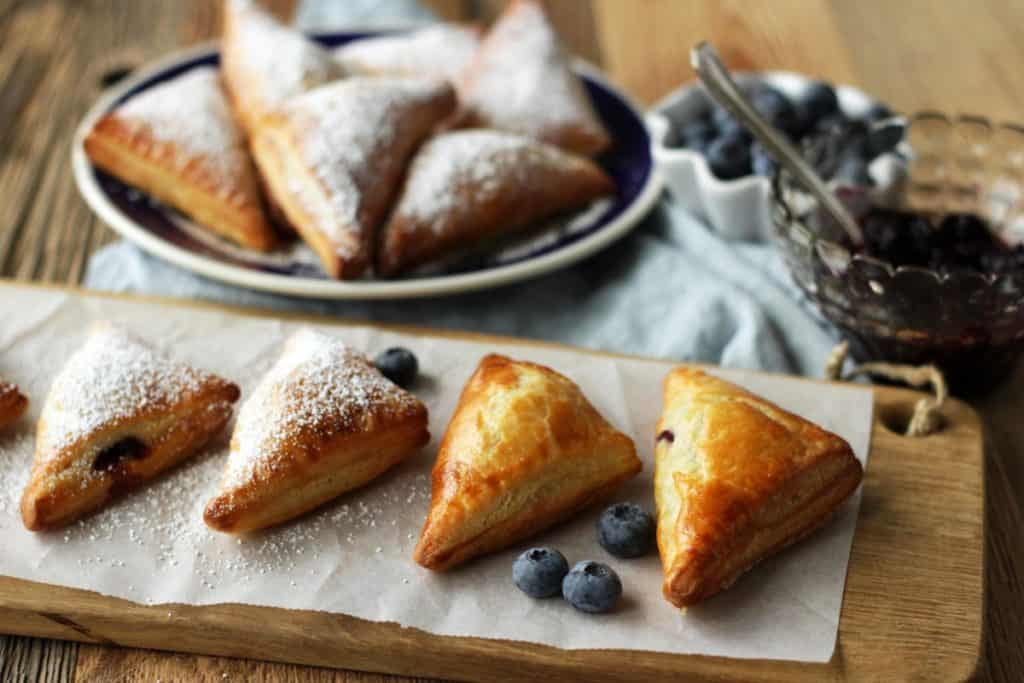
[690,41,865,245]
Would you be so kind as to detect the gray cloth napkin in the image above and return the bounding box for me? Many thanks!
[82,0,838,378]
[84,201,837,378]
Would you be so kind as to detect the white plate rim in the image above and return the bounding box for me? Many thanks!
[72,39,663,301]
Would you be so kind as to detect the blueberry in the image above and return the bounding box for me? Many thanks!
[862,209,932,267]
[750,142,777,177]
[562,561,622,614]
[373,347,418,388]
[680,118,715,152]
[513,547,570,599]
[597,503,655,558]
[866,119,904,157]
[863,102,894,122]
[931,213,998,270]
[751,86,803,137]
[801,81,840,122]
[710,104,743,136]
[705,134,752,180]
[833,156,872,186]
[814,112,850,136]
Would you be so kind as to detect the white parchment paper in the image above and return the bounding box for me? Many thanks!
[0,286,873,662]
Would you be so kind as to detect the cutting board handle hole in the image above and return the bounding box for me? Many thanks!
[877,401,945,436]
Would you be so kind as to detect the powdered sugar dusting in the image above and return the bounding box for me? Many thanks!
[220,328,420,492]
[114,67,249,194]
[334,24,479,82]
[396,129,565,229]
[461,1,605,143]
[280,78,448,241]
[36,323,210,459]
[226,0,343,115]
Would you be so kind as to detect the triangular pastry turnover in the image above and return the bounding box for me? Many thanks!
[221,0,346,135]
[457,0,611,156]
[413,354,640,571]
[250,77,456,279]
[0,379,27,432]
[83,67,277,251]
[20,323,240,531]
[655,368,863,607]
[377,129,614,276]
[204,329,429,533]
[334,23,481,84]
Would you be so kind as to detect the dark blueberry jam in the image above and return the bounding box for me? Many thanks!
[93,437,149,472]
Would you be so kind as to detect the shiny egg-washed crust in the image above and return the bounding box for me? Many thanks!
[250,79,456,279]
[203,331,430,533]
[0,380,28,432]
[456,0,611,156]
[655,367,863,608]
[21,347,239,532]
[413,354,641,571]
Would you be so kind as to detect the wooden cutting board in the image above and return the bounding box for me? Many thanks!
[0,285,984,682]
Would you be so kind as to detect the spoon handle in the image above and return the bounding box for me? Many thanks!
[690,42,865,246]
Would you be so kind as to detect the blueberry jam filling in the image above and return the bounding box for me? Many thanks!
[656,429,675,444]
[92,437,149,472]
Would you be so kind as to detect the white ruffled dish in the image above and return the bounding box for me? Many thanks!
[646,71,878,241]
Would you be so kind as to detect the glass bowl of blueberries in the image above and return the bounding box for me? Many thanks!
[648,71,892,240]
[772,112,1024,394]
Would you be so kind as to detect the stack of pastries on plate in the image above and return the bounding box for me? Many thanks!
[5,319,863,608]
[83,0,616,280]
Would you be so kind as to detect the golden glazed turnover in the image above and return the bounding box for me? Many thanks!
[376,129,614,276]
[413,355,640,571]
[83,67,276,251]
[457,0,611,156]
[204,329,429,533]
[250,77,456,279]
[21,323,240,531]
[0,379,27,432]
[334,24,481,84]
[221,0,345,136]
[654,368,863,608]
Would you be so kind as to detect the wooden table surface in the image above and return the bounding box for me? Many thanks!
[1,0,1022,681]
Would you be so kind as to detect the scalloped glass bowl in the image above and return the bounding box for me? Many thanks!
[772,112,1024,394]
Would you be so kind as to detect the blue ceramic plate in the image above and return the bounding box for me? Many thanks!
[72,32,662,299]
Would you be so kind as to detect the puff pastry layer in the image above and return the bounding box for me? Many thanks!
[204,328,429,533]
[655,368,863,607]
[251,77,456,279]
[84,67,276,251]
[221,0,345,136]
[334,24,480,84]
[21,323,240,531]
[376,129,615,276]
[458,0,610,156]
[414,354,640,571]
[0,379,27,432]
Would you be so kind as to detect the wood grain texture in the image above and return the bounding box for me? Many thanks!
[0,284,986,682]
[0,0,1021,681]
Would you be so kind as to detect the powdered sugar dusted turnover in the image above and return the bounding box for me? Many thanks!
[459,0,609,154]
[217,328,422,493]
[223,0,343,117]
[334,23,480,82]
[35,323,213,460]
[397,130,574,228]
[114,67,251,195]
[275,77,453,241]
